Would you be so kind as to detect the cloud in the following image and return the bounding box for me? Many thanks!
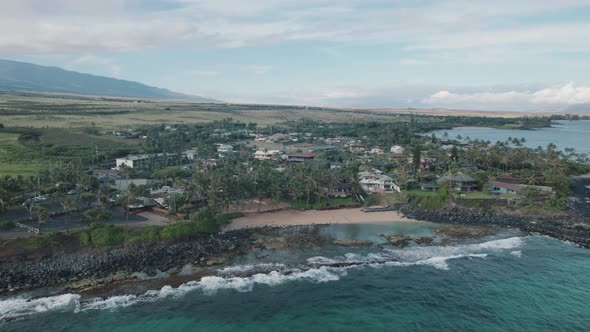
[424,83,590,108]
[1,0,589,62]
[531,83,590,105]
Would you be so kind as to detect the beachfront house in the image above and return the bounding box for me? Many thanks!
[358,171,400,193]
[437,172,478,192]
[489,180,554,196]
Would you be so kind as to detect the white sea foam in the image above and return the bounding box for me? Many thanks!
[0,236,525,320]
[0,293,81,320]
[510,250,522,258]
[218,263,287,275]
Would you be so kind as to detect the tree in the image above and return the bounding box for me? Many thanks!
[412,145,422,172]
[59,195,77,231]
[83,207,113,223]
[31,205,49,232]
[81,192,96,208]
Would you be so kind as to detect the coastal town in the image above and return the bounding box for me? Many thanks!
[1,116,588,245]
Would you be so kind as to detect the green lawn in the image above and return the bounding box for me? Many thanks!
[456,191,517,200]
[0,132,43,177]
[405,188,440,197]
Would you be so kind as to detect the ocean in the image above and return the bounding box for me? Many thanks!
[428,120,590,155]
[2,223,590,331]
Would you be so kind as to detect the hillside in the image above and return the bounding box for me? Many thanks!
[0,59,216,102]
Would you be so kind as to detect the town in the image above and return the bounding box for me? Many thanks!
[1,116,586,246]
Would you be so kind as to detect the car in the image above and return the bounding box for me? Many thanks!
[67,190,77,195]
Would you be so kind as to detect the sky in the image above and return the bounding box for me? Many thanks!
[1,0,590,111]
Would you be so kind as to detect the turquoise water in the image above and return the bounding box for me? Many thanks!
[429,120,590,155]
[2,223,590,331]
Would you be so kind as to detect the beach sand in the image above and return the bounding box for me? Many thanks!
[223,208,420,231]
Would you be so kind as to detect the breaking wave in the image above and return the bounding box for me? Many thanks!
[0,236,524,321]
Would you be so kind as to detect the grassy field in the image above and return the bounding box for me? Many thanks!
[0,91,405,129]
[0,127,139,177]
[0,132,43,177]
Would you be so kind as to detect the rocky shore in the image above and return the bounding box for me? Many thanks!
[0,229,255,294]
[399,205,590,247]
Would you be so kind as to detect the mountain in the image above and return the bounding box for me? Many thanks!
[0,59,216,101]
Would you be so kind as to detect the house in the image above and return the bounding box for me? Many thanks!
[183,149,198,161]
[420,183,439,192]
[287,153,315,163]
[111,179,155,191]
[390,145,405,156]
[370,147,384,154]
[203,159,218,170]
[309,145,338,153]
[349,144,366,153]
[437,172,478,192]
[489,180,554,196]
[116,153,179,169]
[254,150,281,160]
[216,144,234,157]
[358,171,400,193]
[328,179,353,198]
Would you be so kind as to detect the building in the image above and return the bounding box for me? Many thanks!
[111,179,155,191]
[116,153,178,169]
[287,153,315,163]
[309,145,338,153]
[183,149,198,161]
[390,145,405,156]
[420,183,439,192]
[349,144,366,153]
[254,150,281,160]
[358,171,400,193]
[370,147,384,154]
[437,172,478,192]
[489,180,554,196]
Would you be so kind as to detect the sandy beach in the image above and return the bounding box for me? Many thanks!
[223,208,420,231]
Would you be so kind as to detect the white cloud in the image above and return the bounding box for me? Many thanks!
[531,83,590,105]
[0,0,589,63]
[424,83,590,108]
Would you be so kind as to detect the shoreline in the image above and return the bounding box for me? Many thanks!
[223,208,421,231]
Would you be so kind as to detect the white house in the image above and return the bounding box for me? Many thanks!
[390,145,405,156]
[254,149,281,160]
[370,147,384,154]
[183,149,198,160]
[358,171,400,193]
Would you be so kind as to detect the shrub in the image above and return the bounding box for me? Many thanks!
[89,223,125,246]
[83,208,112,223]
[364,193,380,207]
[0,220,15,231]
[79,231,92,246]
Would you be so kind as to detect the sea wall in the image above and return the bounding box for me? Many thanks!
[0,229,255,293]
[399,205,590,247]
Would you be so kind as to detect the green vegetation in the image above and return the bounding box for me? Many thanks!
[407,185,450,210]
[0,220,15,231]
[290,197,357,210]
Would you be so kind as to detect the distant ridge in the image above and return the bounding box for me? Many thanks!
[0,59,217,102]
